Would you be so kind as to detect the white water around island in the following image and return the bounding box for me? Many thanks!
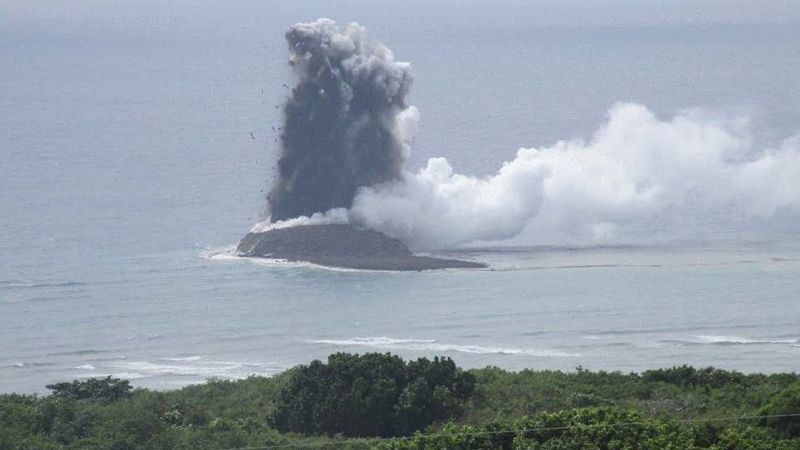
[2,2,800,393]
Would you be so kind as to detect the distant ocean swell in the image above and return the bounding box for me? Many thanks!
[660,335,799,346]
[306,337,579,357]
[0,279,87,290]
[4,361,54,369]
[578,322,797,337]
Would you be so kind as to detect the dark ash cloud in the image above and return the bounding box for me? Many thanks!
[267,19,414,222]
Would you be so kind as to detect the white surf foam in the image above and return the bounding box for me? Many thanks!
[161,356,202,362]
[582,335,607,340]
[5,361,54,369]
[104,358,285,380]
[202,248,406,273]
[108,371,149,380]
[312,337,437,346]
[199,246,238,260]
[662,335,799,345]
[695,335,798,345]
[306,336,579,357]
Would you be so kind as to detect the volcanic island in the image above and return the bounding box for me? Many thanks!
[236,224,486,271]
[238,21,486,271]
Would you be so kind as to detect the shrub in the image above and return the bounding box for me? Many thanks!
[642,366,747,389]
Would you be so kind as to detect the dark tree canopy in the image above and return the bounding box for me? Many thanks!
[46,376,133,402]
[759,383,800,437]
[1,359,799,449]
[269,353,476,437]
[641,365,750,388]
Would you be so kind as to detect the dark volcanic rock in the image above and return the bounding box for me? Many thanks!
[237,224,486,271]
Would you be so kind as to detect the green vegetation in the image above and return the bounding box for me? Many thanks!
[271,353,474,437]
[1,355,798,450]
[45,377,133,402]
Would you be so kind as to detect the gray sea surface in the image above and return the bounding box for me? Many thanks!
[2,2,799,393]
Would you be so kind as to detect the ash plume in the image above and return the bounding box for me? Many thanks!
[257,20,800,250]
[267,19,415,222]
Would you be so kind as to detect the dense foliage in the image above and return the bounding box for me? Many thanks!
[271,353,476,437]
[1,355,798,450]
[377,408,799,450]
[45,376,133,402]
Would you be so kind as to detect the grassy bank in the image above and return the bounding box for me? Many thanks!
[1,353,798,449]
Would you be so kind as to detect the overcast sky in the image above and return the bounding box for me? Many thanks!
[3,0,799,36]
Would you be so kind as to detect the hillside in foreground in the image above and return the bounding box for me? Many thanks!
[1,353,799,449]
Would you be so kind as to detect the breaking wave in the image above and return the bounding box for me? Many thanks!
[161,356,203,362]
[662,335,798,345]
[306,336,579,357]
[0,279,86,290]
[95,358,287,381]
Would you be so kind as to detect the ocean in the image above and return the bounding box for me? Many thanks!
[2,2,799,393]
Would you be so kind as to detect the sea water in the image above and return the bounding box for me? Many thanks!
[2,2,799,393]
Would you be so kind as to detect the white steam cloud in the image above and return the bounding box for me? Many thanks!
[254,21,799,250]
[259,102,800,249]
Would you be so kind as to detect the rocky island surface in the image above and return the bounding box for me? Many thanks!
[236,224,486,271]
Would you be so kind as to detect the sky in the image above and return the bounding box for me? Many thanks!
[2,0,799,38]
[3,0,799,246]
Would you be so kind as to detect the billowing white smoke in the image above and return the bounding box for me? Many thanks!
[257,102,799,249]
[347,103,799,249]
[350,153,547,249]
[254,20,800,248]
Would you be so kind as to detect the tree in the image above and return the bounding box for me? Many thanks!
[758,383,800,437]
[46,377,133,402]
[270,353,475,437]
